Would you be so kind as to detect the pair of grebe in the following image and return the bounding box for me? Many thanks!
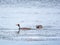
[16,24,43,33]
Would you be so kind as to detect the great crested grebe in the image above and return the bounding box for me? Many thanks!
[16,24,43,33]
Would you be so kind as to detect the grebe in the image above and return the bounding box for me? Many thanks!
[16,24,43,33]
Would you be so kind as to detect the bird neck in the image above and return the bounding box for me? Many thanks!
[18,25,20,29]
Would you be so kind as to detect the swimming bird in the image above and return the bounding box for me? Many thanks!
[16,24,43,33]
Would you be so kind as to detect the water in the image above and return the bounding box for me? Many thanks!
[0,0,60,45]
[0,6,60,41]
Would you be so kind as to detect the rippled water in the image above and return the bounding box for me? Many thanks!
[0,0,60,41]
[0,0,60,8]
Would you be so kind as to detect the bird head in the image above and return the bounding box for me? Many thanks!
[16,24,20,27]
